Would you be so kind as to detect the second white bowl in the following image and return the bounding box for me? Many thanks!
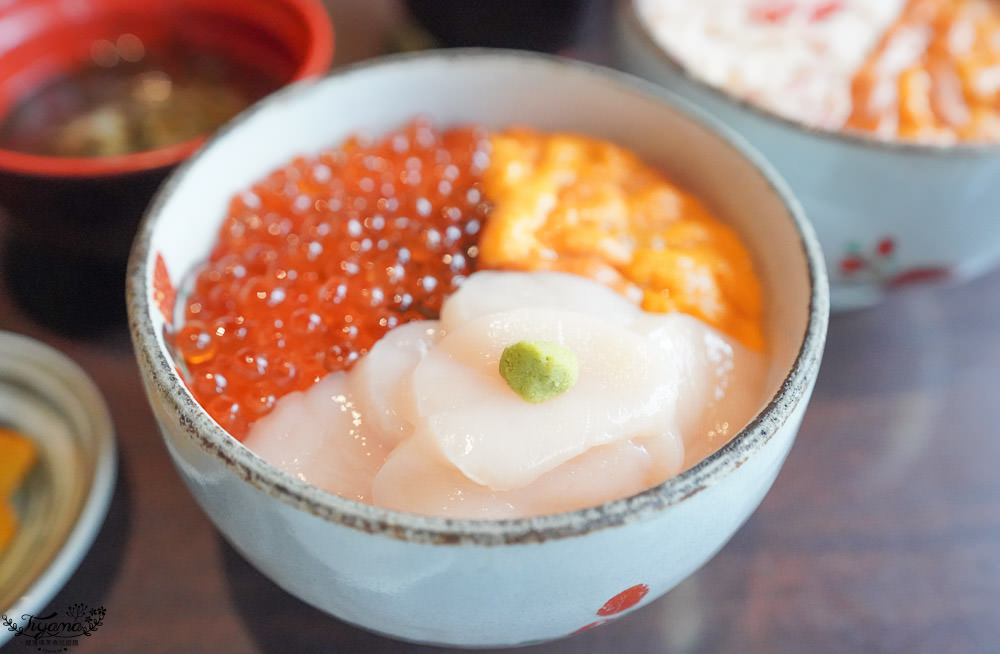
[616,1,1000,311]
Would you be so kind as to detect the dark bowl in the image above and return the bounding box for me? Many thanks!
[403,0,589,53]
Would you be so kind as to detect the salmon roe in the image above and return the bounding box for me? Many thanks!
[173,119,492,439]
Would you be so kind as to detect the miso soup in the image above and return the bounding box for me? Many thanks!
[0,39,280,158]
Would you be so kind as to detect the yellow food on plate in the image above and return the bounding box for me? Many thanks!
[479,128,764,350]
[0,426,37,553]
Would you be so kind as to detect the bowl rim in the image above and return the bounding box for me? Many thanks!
[0,0,334,179]
[620,0,1000,156]
[127,47,830,546]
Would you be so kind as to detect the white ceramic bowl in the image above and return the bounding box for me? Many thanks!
[615,0,1000,311]
[127,50,828,648]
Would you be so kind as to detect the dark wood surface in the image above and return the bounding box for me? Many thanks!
[3,2,999,652]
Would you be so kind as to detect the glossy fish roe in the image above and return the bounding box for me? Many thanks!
[173,119,492,439]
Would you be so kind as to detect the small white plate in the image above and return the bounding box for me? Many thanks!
[0,332,116,648]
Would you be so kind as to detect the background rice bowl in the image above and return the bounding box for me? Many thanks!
[616,0,1000,311]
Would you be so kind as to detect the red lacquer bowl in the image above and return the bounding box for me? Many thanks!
[0,0,333,334]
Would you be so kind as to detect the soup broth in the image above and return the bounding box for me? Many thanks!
[0,41,279,158]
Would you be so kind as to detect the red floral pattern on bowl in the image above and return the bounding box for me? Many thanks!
[839,236,952,290]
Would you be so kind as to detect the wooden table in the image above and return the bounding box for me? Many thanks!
[3,3,999,652]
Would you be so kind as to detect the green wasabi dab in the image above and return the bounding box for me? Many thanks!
[498,340,579,403]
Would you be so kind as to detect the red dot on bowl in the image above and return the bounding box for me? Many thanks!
[840,256,864,275]
[596,583,650,617]
[153,253,176,326]
[887,265,951,287]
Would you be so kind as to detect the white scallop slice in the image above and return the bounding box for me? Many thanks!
[348,320,444,451]
[243,372,388,503]
[372,433,671,519]
[634,312,768,467]
[632,429,686,486]
[409,307,679,491]
[509,437,671,516]
[440,270,642,331]
[371,436,520,519]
